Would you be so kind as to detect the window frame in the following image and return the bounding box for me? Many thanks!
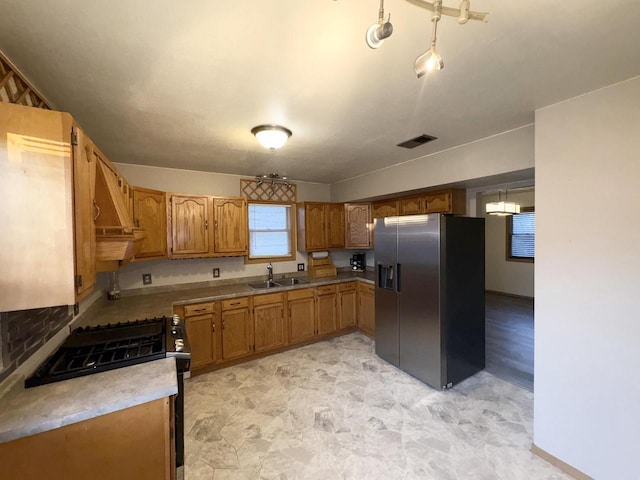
[245,201,297,264]
[505,206,535,263]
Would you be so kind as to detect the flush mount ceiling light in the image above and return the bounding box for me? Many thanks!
[409,0,489,78]
[366,0,393,49]
[251,125,292,150]
[486,191,521,216]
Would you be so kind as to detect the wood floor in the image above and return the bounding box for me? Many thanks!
[485,292,534,391]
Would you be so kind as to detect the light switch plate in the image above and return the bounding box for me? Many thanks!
[142,273,152,285]
[297,263,305,271]
[213,268,220,278]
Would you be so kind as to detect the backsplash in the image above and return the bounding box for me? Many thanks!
[0,306,71,383]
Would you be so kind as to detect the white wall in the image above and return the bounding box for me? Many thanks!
[114,163,335,290]
[330,125,534,202]
[480,190,535,297]
[534,75,640,480]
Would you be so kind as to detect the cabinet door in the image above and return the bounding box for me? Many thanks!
[399,195,424,215]
[72,125,97,300]
[254,302,285,352]
[372,199,399,218]
[221,307,253,360]
[169,194,210,257]
[345,203,372,248]
[213,197,248,255]
[288,296,316,344]
[316,293,338,335]
[358,287,375,336]
[338,284,357,329]
[305,203,327,250]
[185,313,215,369]
[327,203,345,248]
[132,187,167,259]
[425,191,452,213]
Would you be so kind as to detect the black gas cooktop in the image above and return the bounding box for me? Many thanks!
[25,317,171,388]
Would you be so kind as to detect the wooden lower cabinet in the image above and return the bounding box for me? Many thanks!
[185,313,216,369]
[0,398,174,480]
[253,293,285,352]
[316,284,338,335]
[338,282,357,329]
[221,298,253,360]
[358,283,375,336]
[287,289,316,344]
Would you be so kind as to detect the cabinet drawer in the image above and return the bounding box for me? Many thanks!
[358,283,375,294]
[222,297,250,310]
[287,288,314,301]
[184,302,215,316]
[338,282,357,292]
[316,284,337,295]
[253,292,284,306]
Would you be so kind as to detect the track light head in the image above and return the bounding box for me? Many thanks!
[366,20,393,49]
[414,48,444,78]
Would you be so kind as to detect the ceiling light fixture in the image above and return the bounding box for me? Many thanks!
[409,0,489,78]
[486,190,521,216]
[251,125,292,150]
[366,0,393,49]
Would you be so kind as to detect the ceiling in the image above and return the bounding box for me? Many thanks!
[1,1,639,184]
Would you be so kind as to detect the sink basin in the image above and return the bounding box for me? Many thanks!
[276,278,308,286]
[247,281,280,289]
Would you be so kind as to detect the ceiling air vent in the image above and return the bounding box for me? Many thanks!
[397,134,438,149]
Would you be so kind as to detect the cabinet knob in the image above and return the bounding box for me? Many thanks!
[212,321,215,332]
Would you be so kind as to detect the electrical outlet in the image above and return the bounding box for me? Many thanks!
[142,273,152,285]
[297,263,305,271]
[213,268,220,278]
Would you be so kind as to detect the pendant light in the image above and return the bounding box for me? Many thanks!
[486,190,521,216]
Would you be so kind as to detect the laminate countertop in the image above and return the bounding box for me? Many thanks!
[0,357,177,444]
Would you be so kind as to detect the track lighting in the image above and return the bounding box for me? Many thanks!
[415,0,444,77]
[366,0,393,49]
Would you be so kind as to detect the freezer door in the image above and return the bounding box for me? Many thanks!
[374,217,399,366]
[397,214,443,388]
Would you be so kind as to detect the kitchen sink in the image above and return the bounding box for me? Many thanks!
[276,278,308,286]
[247,281,280,289]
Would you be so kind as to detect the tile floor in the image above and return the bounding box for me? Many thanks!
[184,333,570,480]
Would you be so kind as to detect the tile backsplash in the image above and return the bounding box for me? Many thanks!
[0,306,71,383]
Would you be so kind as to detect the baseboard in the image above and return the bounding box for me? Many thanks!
[531,444,594,480]
[486,289,534,301]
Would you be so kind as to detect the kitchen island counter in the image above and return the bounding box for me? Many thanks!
[0,357,177,444]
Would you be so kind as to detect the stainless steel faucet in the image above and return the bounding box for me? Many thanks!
[267,263,273,283]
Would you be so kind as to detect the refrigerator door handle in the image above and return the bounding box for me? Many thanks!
[396,263,402,293]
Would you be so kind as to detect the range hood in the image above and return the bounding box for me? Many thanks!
[94,158,145,271]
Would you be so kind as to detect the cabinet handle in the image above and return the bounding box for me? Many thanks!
[230,301,240,306]
[205,220,208,230]
[193,308,206,312]
[215,220,218,229]
[212,321,215,332]
[93,201,101,221]
[222,320,225,330]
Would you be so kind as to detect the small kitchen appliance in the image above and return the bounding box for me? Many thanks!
[350,252,366,271]
[25,315,191,467]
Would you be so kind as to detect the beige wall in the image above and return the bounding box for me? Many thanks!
[114,163,336,290]
[534,75,640,480]
[330,125,534,202]
[480,189,535,297]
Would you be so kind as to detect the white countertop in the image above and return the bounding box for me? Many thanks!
[0,357,177,444]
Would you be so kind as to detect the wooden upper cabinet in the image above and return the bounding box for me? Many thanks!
[297,202,327,252]
[345,203,372,249]
[399,195,424,215]
[372,199,399,218]
[425,189,466,215]
[1,102,95,310]
[132,187,167,260]
[72,125,97,300]
[213,197,248,256]
[169,194,211,258]
[327,203,345,249]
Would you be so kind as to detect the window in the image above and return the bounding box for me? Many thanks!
[247,203,294,261]
[507,207,535,262]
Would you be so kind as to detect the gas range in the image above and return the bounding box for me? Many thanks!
[25,315,191,388]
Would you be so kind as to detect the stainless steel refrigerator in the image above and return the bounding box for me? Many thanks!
[375,214,485,389]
